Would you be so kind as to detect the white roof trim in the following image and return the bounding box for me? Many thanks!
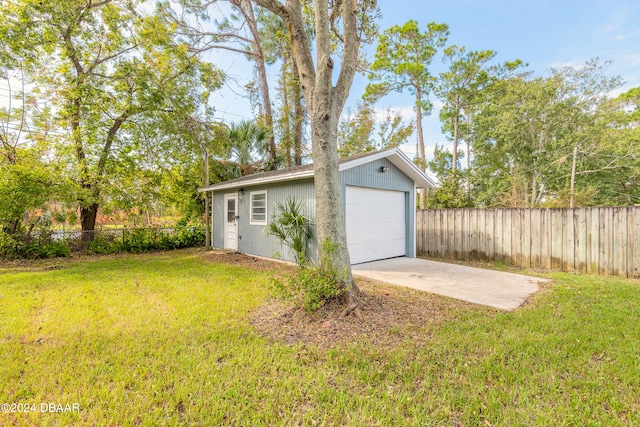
[338,148,398,171]
[339,147,435,188]
[199,169,313,192]
[199,147,435,192]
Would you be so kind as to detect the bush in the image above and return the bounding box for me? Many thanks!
[88,233,122,254]
[44,241,71,258]
[0,231,19,259]
[174,225,206,248]
[86,225,205,254]
[270,240,345,312]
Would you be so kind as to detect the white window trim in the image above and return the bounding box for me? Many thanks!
[249,190,268,225]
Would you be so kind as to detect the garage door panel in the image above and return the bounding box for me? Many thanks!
[346,204,404,224]
[346,222,405,241]
[346,186,406,265]
[348,186,403,202]
[348,240,405,265]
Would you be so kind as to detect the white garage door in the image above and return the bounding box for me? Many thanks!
[345,186,406,264]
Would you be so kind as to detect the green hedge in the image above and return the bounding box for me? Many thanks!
[88,225,206,254]
[0,225,206,259]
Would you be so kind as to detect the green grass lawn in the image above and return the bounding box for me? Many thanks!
[1,249,639,426]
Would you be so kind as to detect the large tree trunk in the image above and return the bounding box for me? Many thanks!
[310,104,359,303]
[80,203,99,232]
[254,0,362,310]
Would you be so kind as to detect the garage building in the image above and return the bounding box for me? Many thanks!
[199,148,435,265]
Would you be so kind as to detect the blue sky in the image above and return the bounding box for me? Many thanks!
[208,0,640,162]
[5,1,633,161]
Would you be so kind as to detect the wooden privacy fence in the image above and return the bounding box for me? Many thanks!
[416,207,640,278]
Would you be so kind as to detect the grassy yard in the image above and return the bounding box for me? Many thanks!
[1,249,639,426]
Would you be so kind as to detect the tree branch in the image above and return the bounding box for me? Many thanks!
[252,0,292,22]
[87,44,140,74]
[188,43,256,57]
[254,0,316,104]
[96,112,128,179]
[335,0,358,110]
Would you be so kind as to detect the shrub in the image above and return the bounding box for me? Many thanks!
[270,240,345,312]
[88,233,123,254]
[123,228,156,252]
[173,225,205,248]
[0,231,19,259]
[44,241,71,258]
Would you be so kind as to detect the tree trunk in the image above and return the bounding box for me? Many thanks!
[451,110,459,200]
[80,203,99,232]
[311,107,359,302]
[254,0,361,309]
[415,89,427,209]
[292,59,304,166]
[241,0,277,167]
[466,113,471,198]
[452,99,459,175]
[570,144,578,208]
[280,59,293,167]
[205,149,210,247]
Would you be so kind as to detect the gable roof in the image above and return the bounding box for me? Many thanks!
[198,148,435,192]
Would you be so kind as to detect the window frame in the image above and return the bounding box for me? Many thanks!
[249,190,268,225]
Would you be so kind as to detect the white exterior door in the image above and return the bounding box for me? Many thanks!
[345,186,406,264]
[223,194,239,251]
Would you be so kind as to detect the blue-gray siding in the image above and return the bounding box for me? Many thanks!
[213,178,317,263]
[212,157,417,263]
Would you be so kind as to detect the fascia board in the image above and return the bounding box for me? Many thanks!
[198,170,313,192]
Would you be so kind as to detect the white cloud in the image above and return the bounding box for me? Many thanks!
[618,52,640,67]
[593,6,630,38]
[372,105,415,122]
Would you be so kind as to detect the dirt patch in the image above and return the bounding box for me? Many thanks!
[203,250,295,273]
[251,280,487,349]
[204,250,491,349]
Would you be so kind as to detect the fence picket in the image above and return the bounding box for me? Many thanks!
[522,209,532,268]
[576,209,587,273]
[486,209,495,261]
[530,209,541,268]
[469,209,479,261]
[563,209,575,271]
[613,208,627,277]
[633,208,640,278]
[599,208,611,275]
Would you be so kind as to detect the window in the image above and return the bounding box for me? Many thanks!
[226,197,236,223]
[250,191,267,225]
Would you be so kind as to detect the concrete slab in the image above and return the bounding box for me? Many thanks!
[352,257,548,311]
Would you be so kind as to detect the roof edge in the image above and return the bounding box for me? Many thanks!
[198,169,313,192]
[198,147,436,192]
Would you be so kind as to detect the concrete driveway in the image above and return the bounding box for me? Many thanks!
[352,257,548,311]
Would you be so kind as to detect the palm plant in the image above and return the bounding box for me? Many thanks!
[266,196,313,265]
[226,120,270,174]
